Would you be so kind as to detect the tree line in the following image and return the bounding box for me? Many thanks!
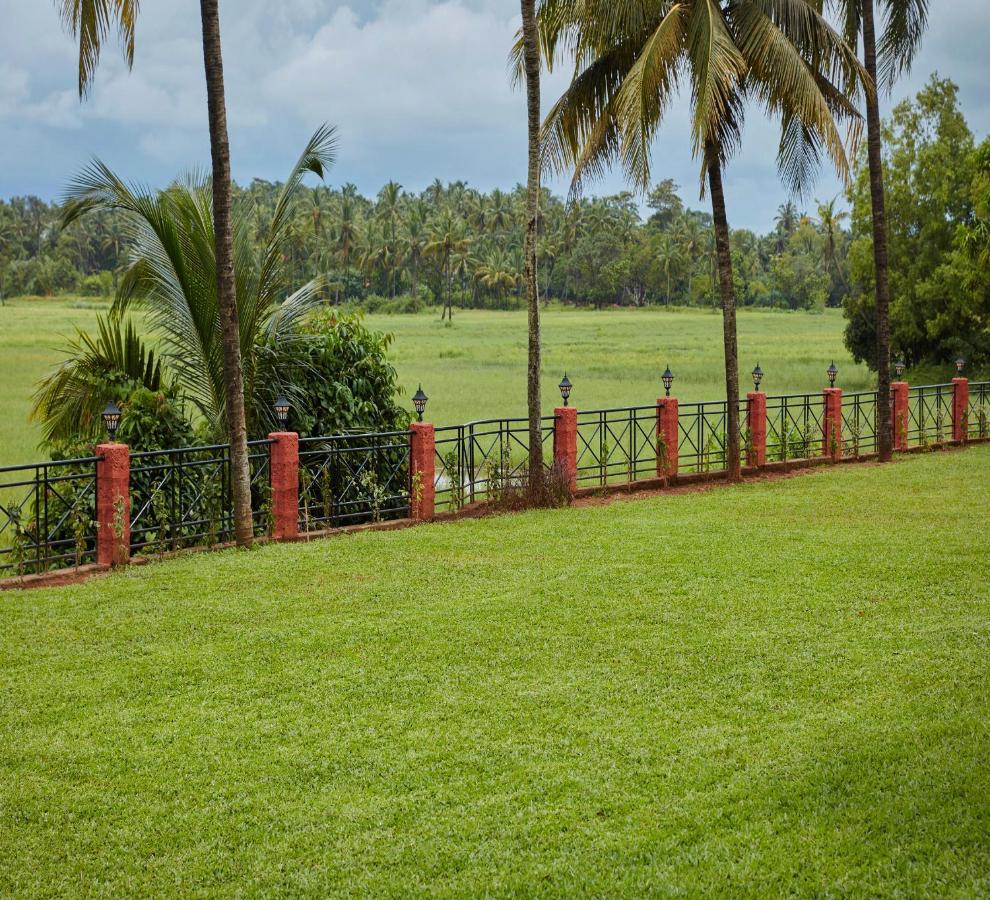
[0,177,854,313]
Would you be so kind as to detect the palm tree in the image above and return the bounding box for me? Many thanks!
[537,0,865,481]
[425,210,469,321]
[830,0,929,463]
[816,195,850,291]
[519,0,545,495]
[656,233,686,306]
[58,0,257,544]
[37,127,339,444]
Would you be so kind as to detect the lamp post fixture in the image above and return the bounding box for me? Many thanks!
[662,365,674,397]
[412,385,428,422]
[558,373,572,407]
[102,401,121,440]
[827,361,838,388]
[956,357,966,375]
[273,395,291,428]
[752,363,764,392]
[895,358,906,379]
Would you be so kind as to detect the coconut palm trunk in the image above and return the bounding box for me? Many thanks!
[706,150,741,482]
[199,0,253,545]
[521,0,544,497]
[860,0,893,462]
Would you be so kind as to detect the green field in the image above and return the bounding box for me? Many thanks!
[1,447,988,894]
[1,297,879,466]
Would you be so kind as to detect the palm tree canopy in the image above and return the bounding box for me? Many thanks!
[57,0,139,97]
[534,0,868,196]
[830,0,928,93]
[49,125,339,437]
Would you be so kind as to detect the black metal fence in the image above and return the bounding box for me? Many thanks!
[907,385,954,448]
[434,417,555,511]
[765,394,826,462]
[967,382,990,440]
[129,441,272,556]
[0,457,100,575]
[298,431,411,531]
[2,381,986,582]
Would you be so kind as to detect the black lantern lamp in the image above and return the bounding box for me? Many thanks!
[273,395,291,427]
[558,373,573,407]
[752,363,764,392]
[827,361,838,388]
[894,358,906,378]
[412,385,428,422]
[956,356,966,375]
[662,365,674,397]
[102,401,121,440]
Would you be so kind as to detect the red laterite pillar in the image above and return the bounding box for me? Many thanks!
[891,381,909,451]
[96,442,130,567]
[656,397,679,478]
[746,391,767,467]
[410,422,436,521]
[269,431,299,541]
[822,388,843,461]
[952,377,969,442]
[553,406,578,493]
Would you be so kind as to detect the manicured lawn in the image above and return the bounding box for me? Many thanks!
[1,446,988,895]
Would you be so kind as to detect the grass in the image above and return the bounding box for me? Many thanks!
[1,446,988,895]
[2,298,873,465]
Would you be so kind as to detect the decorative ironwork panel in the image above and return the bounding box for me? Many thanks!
[840,392,879,456]
[432,417,554,511]
[765,393,826,462]
[907,385,953,448]
[677,401,746,473]
[967,382,990,440]
[129,441,272,555]
[0,457,100,575]
[575,406,660,486]
[299,431,411,531]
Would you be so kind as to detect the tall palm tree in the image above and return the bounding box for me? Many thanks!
[816,195,849,291]
[830,0,929,463]
[58,0,258,545]
[520,0,545,495]
[36,127,338,444]
[537,0,865,480]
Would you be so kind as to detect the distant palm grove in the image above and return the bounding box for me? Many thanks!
[0,177,849,314]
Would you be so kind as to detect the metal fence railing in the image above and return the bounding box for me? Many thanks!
[575,405,658,486]
[967,381,990,440]
[907,385,954,449]
[3,381,985,582]
[0,457,100,576]
[129,441,272,556]
[298,431,411,531]
[765,393,827,462]
[433,417,555,512]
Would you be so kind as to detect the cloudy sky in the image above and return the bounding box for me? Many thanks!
[2,0,988,231]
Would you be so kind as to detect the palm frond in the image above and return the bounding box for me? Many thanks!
[57,0,139,97]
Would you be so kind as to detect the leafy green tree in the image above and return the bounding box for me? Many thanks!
[844,77,980,369]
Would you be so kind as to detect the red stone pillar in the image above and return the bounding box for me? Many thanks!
[891,382,909,451]
[269,432,299,541]
[746,392,767,467]
[822,388,843,460]
[410,422,436,521]
[553,406,578,492]
[952,377,969,442]
[656,397,679,478]
[96,442,129,567]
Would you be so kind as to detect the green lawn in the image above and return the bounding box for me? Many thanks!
[2,298,875,465]
[2,447,988,895]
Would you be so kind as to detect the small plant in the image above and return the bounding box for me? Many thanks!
[202,476,224,547]
[847,418,862,458]
[443,449,463,508]
[656,430,671,483]
[740,426,752,467]
[150,483,170,559]
[977,403,989,439]
[299,466,313,534]
[411,469,425,515]
[359,470,387,523]
[8,509,34,583]
[112,495,127,541]
[70,504,92,570]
